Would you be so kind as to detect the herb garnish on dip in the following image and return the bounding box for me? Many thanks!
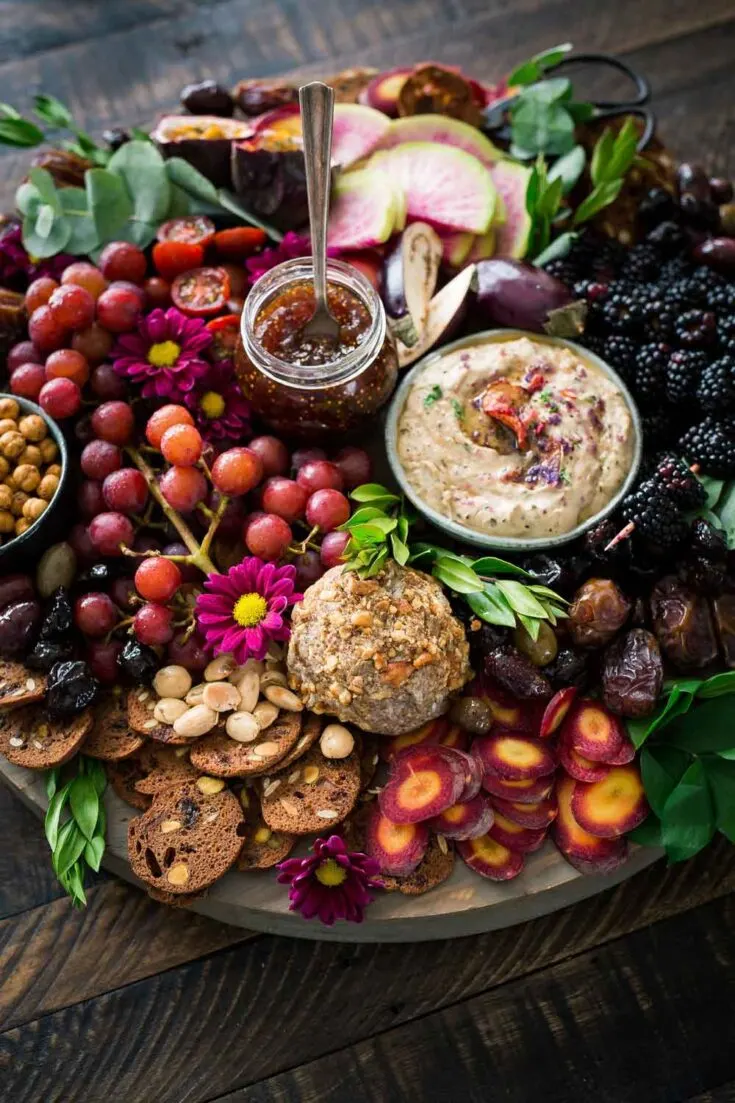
[396,335,637,540]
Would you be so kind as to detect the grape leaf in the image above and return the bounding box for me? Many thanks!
[660,760,715,863]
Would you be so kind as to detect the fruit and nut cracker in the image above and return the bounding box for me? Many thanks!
[190,710,303,777]
[84,688,145,761]
[128,777,245,895]
[127,687,191,745]
[0,661,46,709]
[0,704,92,769]
[259,740,361,835]
[106,744,198,810]
[236,786,295,871]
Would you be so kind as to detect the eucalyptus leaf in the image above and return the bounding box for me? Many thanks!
[217,189,283,241]
[86,168,133,241]
[165,156,220,204]
[58,186,99,254]
[716,480,735,547]
[69,774,99,842]
[167,182,193,218]
[28,167,62,212]
[697,474,724,510]
[35,203,55,239]
[660,759,715,863]
[533,231,578,267]
[15,181,41,217]
[22,208,70,258]
[507,43,573,87]
[432,556,484,595]
[548,145,586,193]
[108,140,171,226]
[466,584,517,628]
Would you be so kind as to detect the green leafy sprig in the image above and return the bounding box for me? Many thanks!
[340,484,568,635]
[16,141,282,259]
[0,93,111,163]
[45,755,107,908]
[509,73,594,162]
[692,474,735,547]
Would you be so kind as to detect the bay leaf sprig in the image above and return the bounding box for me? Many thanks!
[340,484,568,634]
[0,93,110,163]
[45,755,107,908]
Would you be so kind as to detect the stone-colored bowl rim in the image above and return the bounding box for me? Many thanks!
[384,328,643,553]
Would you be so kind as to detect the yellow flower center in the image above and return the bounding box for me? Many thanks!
[200,390,226,419]
[147,340,181,368]
[232,592,267,627]
[315,858,347,887]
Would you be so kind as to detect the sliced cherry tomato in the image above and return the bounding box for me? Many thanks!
[213,226,267,259]
[156,215,217,247]
[221,263,248,298]
[152,240,205,282]
[206,313,241,359]
[171,266,231,317]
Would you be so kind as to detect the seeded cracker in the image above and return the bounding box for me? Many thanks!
[259,740,361,835]
[190,710,302,777]
[237,786,295,871]
[0,704,92,769]
[0,660,46,709]
[128,780,244,895]
[84,689,145,761]
[106,744,199,810]
[127,687,190,745]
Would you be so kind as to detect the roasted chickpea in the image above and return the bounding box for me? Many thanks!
[0,485,12,511]
[0,418,17,436]
[0,457,10,480]
[12,464,41,493]
[0,510,14,534]
[37,473,59,501]
[0,398,19,420]
[17,445,42,468]
[22,497,47,523]
[18,414,47,442]
[0,431,26,460]
[14,518,31,536]
[46,463,61,478]
[38,438,58,463]
[10,490,28,517]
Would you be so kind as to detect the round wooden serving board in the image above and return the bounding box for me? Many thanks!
[0,756,660,942]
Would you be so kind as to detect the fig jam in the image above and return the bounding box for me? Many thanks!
[236,258,398,439]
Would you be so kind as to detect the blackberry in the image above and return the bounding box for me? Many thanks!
[717,315,735,356]
[670,277,709,309]
[652,452,707,509]
[602,334,637,382]
[637,187,677,232]
[620,243,661,283]
[696,356,735,413]
[621,479,688,552]
[674,309,717,349]
[665,349,708,405]
[705,283,735,312]
[583,517,630,568]
[601,290,644,335]
[691,517,727,559]
[543,258,579,288]
[633,342,671,405]
[660,256,693,284]
[579,332,606,357]
[642,411,676,450]
[680,416,735,477]
[638,293,676,342]
[573,279,610,304]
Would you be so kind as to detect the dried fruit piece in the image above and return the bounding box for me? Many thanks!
[568,579,631,649]
[570,765,648,838]
[364,802,429,876]
[539,686,577,740]
[602,629,663,718]
[473,731,555,781]
[650,575,719,670]
[560,700,625,763]
[488,810,548,853]
[428,792,494,841]
[490,795,557,830]
[456,833,525,881]
[397,64,482,126]
[483,645,552,700]
[379,744,466,823]
[553,775,628,874]
[557,742,610,783]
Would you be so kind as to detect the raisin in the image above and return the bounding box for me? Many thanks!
[178,797,200,830]
[602,629,663,717]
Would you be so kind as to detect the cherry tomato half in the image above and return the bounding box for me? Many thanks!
[206,313,241,359]
[156,215,217,247]
[152,240,205,282]
[171,266,231,317]
[213,226,267,259]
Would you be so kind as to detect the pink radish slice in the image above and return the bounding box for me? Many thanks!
[490,160,532,258]
[327,168,397,250]
[396,262,476,368]
[371,142,496,234]
[375,114,503,167]
[332,103,392,168]
[441,231,475,268]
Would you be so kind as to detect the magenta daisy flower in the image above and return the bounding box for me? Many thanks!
[277,835,381,926]
[112,307,211,399]
[183,360,252,443]
[0,222,74,288]
[245,231,311,286]
[195,557,302,663]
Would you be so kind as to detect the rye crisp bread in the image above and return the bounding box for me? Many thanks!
[84,688,145,761]
[146,886,207,908]
[106,744,198,809]
[236,785,295,871]
[0,661,46,709]
[106,758,151,811]
[127,688,191,745]
[266,712,322,773]
[259,741,361,835]
[189,710,303,778]
[0,704,92,769]
[128,780,244,895]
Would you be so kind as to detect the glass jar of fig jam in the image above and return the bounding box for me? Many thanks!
[235,257,398,438]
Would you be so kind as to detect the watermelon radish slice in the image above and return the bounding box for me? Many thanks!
[371,143,496,234]
[440,231,474,269]
[490,161,532,258]
[332,103,392,168]
[466,229,496,264]
[381,222,442,347]
[327,168,398,250]
[375,114,503,167]
[396,263,476,368]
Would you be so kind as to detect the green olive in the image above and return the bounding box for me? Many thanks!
[449,696,493,734]
[512,621,558,667]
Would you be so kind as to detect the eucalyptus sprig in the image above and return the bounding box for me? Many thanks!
[16,140,282,260]
[0,93,111,164]
[340,484,568,635]
[509,71,594,162]
[45,755,107,908]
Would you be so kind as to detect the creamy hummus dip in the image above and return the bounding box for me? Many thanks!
[396,336,636,539]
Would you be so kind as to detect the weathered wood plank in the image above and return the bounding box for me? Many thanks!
[0,781,67,919]
[212,894,735,1103]
[0,837,734,1100]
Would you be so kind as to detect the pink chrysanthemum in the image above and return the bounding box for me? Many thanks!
[112,307,211,398]
[276,835,381,926]
[0,223,74,287]
[183,359,252,442]
[195,557,302,663]
[245,231,311,285]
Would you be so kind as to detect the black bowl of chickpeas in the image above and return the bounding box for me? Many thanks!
[0,394,68,568]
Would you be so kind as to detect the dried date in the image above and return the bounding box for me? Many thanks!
[602,629,663,717]
[650,575,718,670]
[483,644,552,700]
[712,593,735,668]
[568,578,631,649]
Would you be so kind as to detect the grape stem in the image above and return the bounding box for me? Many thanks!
[125,445,220,576]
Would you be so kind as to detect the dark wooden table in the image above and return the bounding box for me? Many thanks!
[1,2,735,1101]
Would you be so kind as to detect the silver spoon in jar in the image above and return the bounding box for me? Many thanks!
[297,81,341,347]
